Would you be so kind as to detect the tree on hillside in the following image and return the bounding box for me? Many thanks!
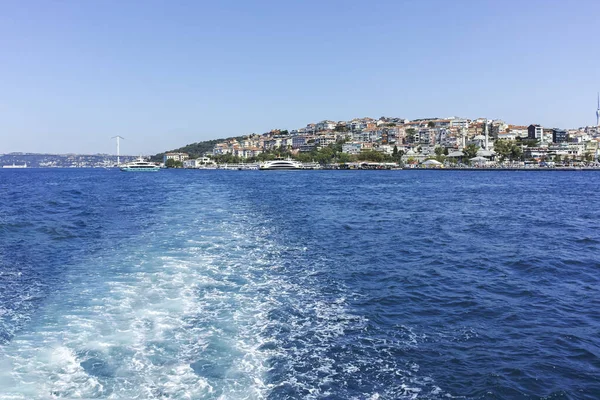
[427,121,435,128]
[518,139,539,148]
[151,136,246,162]
[392,146,404,163]
[463,143,479,160]
[165,159,183,168]
[494,139,512,162]
[434,146,446,163]
[406,128,416,143]
[511,145,523,161]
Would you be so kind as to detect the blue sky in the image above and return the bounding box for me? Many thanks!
[1,0,599,154]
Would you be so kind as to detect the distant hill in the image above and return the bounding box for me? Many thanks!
[0,153,138,168]
[151,136,245,161]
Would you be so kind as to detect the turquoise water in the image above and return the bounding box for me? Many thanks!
[0,169,599,399]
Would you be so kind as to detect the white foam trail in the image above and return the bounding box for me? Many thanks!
[0,188,282,399]
[0,179,450,399]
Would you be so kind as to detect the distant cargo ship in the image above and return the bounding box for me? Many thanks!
[2,163,27,169]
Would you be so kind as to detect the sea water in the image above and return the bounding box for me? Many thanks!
[0,169,599,399]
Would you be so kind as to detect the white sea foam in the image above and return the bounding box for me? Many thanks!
[0,197,282,398]
[0,182,450,399]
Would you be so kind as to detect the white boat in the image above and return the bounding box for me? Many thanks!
[120,157,160,172]
[2,162,27,169]
[301,162,322,170]
[259,158,304,170]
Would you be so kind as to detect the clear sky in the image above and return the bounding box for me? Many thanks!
[1,0,599,154]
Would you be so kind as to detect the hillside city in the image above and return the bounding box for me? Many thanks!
[3,116,600,169]
[162,116,600,169]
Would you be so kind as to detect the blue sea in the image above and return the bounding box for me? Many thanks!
[0,169,599,399]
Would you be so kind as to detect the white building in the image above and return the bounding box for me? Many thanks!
[315,120,337,131]
[183,157,215,168]
[164,152,189,164]
[342,143,362,155]
[450,118,470,129]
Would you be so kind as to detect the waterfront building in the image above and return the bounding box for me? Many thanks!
[299,144,316,153]
[342,143,362,155]
[490,120,507,139]
[450,118,470,129]
[436,128,452,146]
[183,157,215,168]
[315,120,337,132]
[497,132,517,141]
[552,128,568,143]
[417,128,434,145]
[315,135,337,147]
[305,124,316,134]
[434,119,451,129]
[507,125,529,138]
[567,143,585,158]
[375,144,394,155]
[163,152,189,164]
[525,147,549,160]
[292,136,309,149]
[528,124,544,141]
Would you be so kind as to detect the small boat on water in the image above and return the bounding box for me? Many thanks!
[120,157,160,172]
[259,158,303,170]
[2,163,27,169]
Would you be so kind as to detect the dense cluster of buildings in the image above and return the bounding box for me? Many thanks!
[172,115,600,165]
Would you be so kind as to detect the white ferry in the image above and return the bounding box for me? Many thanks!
[259,158,304,170]
[2,163,27,169]
[119,157,160,172]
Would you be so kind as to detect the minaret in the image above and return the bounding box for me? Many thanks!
[596,92,600,128]
[484,120,489,150]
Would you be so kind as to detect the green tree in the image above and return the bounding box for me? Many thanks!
[519,139,539,148]
[463,143,479,160]
[397,149,405,163]
[337,152,352,163]
[434,146,446,163]
[165,159,179,168]
[427,121,435,128]
[392,145,404,164]
[510,145,523,161]
[358,150,385,162]
[165,159,183,168]
[494,139,512,161]
[151,136,245,162]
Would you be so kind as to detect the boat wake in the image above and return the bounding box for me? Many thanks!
[0,179,448,399]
